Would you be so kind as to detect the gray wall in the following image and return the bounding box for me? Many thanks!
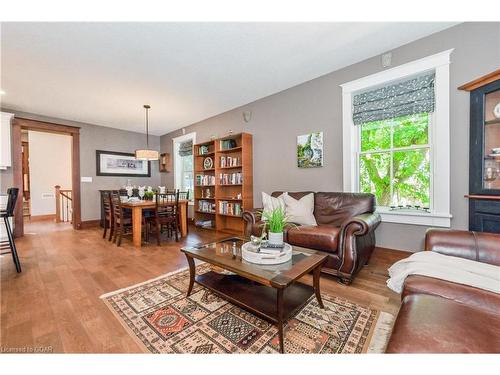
[160,22,500,251]
[0,110,161,221]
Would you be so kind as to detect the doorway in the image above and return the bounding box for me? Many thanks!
[22,130,73,225]
[12,118,81,237]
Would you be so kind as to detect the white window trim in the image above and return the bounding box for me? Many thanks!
[172,132,196,205]
[340,49,453,227]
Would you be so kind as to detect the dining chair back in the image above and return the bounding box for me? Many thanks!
[111,191,132,246]
[1,188,22,272]
[156,192,177,215]
[102,192,114,241]
[177,190,190,201]
[148,192,179,244]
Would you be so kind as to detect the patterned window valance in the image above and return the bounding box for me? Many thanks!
[353,72,435,125]
[178,140,193,157]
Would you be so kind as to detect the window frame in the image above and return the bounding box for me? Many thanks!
[341,49,453,227]
[172,132,196,204]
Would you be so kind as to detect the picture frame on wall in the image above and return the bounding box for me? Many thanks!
[96,150,151,177]
[297,132,324,168]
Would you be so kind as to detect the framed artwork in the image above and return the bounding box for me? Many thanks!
[96,150,151,177]
[297,132,324,168]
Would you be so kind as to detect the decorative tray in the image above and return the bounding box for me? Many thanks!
[241,242,293,265]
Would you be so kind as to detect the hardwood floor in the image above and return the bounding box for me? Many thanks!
[0,219,406,353]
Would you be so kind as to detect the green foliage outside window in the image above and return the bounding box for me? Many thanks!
[359,113,430,207]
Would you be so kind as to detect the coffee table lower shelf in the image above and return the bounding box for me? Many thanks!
[194,271,315,353]
[196,272,314,322]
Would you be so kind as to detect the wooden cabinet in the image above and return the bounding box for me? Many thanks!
[0,112,14,169]
[193,133,253,234]
[159,153,171,172]
[460,70,500,233]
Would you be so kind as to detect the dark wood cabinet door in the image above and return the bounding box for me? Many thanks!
[469,80,500,195]
[469,199,500,233]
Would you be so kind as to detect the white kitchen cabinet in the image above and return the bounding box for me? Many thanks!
[0,111,14,169]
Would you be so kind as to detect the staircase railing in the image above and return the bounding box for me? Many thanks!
[55,185,73,223]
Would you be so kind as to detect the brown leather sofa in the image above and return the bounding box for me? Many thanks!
[386,229,500,353]
[242,191,381,283]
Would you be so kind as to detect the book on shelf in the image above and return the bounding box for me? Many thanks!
[195,219,214,228]
[218,201,242,216]
[196,174,216,186]
[219,172,242,185]
[220,156,240,168]
[198,200,216,213]
[220,139,237,150]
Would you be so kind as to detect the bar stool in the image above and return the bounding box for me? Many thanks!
[0,188,22,273]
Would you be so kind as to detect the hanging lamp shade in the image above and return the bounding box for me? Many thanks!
[135,149,159,160]
[135,104,159,161]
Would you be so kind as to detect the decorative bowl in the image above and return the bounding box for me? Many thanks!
[241,242,292,265]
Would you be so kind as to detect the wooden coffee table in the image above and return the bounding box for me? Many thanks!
[181,237,328,353]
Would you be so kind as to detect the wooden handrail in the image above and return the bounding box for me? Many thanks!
[55,185,73,223]
[60,191,72,201]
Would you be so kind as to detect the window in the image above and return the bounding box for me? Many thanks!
[173,132,196,202]
[341,50,453,227]
[359,112,431,208]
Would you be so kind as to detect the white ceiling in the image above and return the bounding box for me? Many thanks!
[0,22,458,135]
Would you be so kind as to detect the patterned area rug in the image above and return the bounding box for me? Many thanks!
[100,264,394,353]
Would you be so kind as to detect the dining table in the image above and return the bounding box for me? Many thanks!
[120,199,189,247]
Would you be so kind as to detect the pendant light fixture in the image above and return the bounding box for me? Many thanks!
[135,104,159,160]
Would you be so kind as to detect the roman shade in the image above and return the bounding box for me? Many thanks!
[178,140,193,157]
[352,72,435,125]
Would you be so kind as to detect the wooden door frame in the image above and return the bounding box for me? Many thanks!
[12,117,81,236]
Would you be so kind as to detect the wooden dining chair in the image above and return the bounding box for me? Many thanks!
[147,192,178,245]
[0,188,22,273]
[111,192,133,247]
[102,192,114,241]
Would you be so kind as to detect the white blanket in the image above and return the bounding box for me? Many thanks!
[387,251,500,294]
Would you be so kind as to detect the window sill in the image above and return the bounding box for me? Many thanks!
[376,208,452,227]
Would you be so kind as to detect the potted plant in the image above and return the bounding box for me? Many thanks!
[144,191,155,201]
[261,207,293,246]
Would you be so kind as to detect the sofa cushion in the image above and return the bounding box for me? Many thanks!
[314,192,375,226]
[287,225,339,253]
[386,294,500,353]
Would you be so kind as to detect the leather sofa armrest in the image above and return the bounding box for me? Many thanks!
[425,229,500,266]
[402,274,500,315]
[242,209,262,225]
[242,209,263,237]
[340,212,381,236]
[336,212,381,281]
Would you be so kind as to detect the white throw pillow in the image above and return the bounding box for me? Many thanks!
[261,192,286,220]
[283,193,317,226]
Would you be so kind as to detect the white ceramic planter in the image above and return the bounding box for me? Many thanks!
[268,231,284,246]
